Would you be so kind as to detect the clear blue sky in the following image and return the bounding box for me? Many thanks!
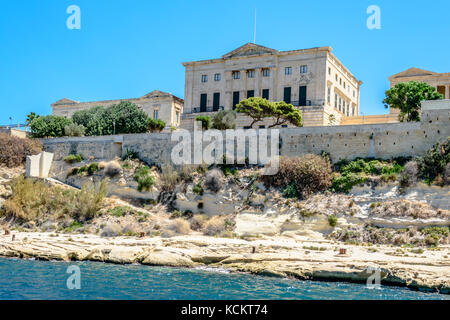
[1,0,449,124]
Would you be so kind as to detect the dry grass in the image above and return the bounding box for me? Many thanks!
[1,176,108,223]
[203,216,228,236]
[168,218,191,235]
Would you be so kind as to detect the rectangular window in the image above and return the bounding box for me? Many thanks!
[175,111,180,124]
[335,74,338,81]
[262,68,270,77]
[232,91,240,109]
[334,94,338,109]
[343,100,346,115]
[327,87,331,104]
[153,109,159,120]
[353,90,355,97]
[247,70,255,78]
[339,97,342,112]
[299,86,307,106]
[247,90,254,98]
[262,89,269,100]
[328,67,331,75]
[285,67,292,75]
[213,92,220,111]
[232,71,240,79]
[201,75,207,83]
[352,106,355,116]
[300,65,308,74]
[343,82,346,89]
[283,87,291,104]
[200,94,207,112]
[214,73,221,81]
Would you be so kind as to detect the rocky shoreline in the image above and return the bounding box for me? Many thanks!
[1,231,449,294]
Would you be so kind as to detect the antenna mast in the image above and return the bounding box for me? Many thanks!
[253,9,256,43]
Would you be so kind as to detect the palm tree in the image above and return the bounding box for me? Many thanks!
[26,112,38,125]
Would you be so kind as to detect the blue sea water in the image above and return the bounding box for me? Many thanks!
[0,257,448,300]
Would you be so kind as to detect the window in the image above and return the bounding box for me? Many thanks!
[232,71,240,79]
[153,109,159,120]
[285,67,292,75]
[247,70,255,78]
[300,65,308,74]
[343,100,346,115]
[352,106,355,116]
[328,67,331,75]
[201,75,208,83]
[262,89,269,100]
[339,97,342,112]
[299,86,307,106]
[283,87,291,104]
[343,82,346,89]
[339,78,342,85]
[335,74,338,81]
[247,90,254,98]
[214,73,221,81]
[353,90,355,97]
[334,94,338,109]
[262,68,270,77]
[259,125,265,129]
[327,87,331,104]
[200,94,207,112]
[175,111,180,124]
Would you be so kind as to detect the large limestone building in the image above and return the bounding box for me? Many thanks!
[388,67,450,115]
[52,90,184,128]
[181,43,363,128]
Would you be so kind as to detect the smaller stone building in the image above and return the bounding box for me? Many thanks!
[52,90,184,128]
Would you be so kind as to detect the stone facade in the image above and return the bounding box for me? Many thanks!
[52,90,184,128]
[389,68,450,115]
[181,43,362,127]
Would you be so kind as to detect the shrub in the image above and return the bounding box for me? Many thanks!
[211,110,236,130]
[122,148,139,161]
[147,118,166,132]
[399,161,419,188]
[203,216,227,236]
[169,218,191,235]
[261,155,332,199]
[204,169,223,193]
[64,123,85,137]
[104,161,122,177]
[195,116,211,130]
[64,154,83,164]
[71,179,108,221]
[159,165,180,192]
[445,163,450,186]
[87,162,99,175]
[417,137,450,182]
[193,184,204,195]
[328,215,338,227]
[134,166,154,192]
[30,115,73,138]
[331,173,367,193]
[190,214,209,231]
[0,133,42,168]
[283,183,298,198]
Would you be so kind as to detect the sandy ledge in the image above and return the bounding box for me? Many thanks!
[1,232,449,294]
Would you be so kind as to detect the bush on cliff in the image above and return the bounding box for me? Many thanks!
[0,133,43,168]
[261,155,332,199]
[72,102,148,136]
[195,116,211,130]
[30,115,73,138]
[416,137,449,183]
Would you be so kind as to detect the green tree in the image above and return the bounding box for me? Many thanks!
[26,112,39,126]
[30,115,73,138]
[235,97,302,128]
[72,101,148,136]
[383,81,443,122]
[328,114,336,125]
